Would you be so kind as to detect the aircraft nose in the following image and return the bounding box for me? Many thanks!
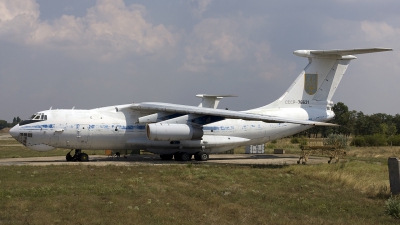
[9,124,20,139]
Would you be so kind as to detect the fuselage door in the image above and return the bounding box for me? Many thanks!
[76,124,91,148]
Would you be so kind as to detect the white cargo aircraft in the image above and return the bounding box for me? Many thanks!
[9,48,392,162]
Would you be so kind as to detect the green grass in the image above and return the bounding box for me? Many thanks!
[0,164,396,224]
[0,137,398,224]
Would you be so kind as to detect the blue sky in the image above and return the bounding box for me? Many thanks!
[0,0,399,121]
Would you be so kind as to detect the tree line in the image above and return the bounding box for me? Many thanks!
[299,102,400,146]
[0,117,21,130]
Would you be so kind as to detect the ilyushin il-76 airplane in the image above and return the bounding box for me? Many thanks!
[9,48,392,162]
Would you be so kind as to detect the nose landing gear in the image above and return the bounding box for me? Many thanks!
[66,149,89,162]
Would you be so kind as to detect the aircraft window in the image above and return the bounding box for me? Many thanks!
[28,133,32,137]
[34,115,40,120]
[24,133,27,137]
[30,114,37,119]
[41,115,44,120]
[44,115,47,120]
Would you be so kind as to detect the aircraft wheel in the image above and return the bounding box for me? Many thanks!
[66,152,73,161]
[195,152,208,161]
[174,153,182,161]
[79,153,89,162]
[160,154,173,160]
[180,153,191,161]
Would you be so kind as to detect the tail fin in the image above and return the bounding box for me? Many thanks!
[196,94,237,109]
[261,48,392,109]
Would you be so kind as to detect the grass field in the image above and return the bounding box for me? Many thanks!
[0,135,399,224]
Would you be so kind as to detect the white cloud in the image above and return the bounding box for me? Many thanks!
[181,18,248,72]
[0,0,39,22]
[0,0,178,60]
[361,21,399,41]
[180,16,288,80]
[0,0,39,42]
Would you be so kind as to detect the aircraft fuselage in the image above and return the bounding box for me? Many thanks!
[10,104,333,155]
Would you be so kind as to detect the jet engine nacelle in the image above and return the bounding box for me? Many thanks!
[146,123,203,141]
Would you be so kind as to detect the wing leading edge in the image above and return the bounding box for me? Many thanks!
[131,102,338,126]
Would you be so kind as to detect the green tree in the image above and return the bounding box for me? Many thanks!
[354,111,368,136]
[11,117,21,126]
[332,102,355,136]
[0,120,8,130]
[379,123,388,136]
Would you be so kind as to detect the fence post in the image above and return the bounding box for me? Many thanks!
[388,157,400,195]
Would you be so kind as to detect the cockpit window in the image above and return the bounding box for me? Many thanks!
[20,113,48,125]
[30,113,47,121]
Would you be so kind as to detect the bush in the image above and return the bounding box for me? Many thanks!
[365,134,387,147]
[351,134,387,147]
[385,195,400,218]
[299,137,308,147]
[351,136,366,147]
[290,137,299,144]
[388,135,400,146]
[324,134,349,148]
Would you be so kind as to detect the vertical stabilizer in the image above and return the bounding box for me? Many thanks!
[197,95,237,109]
[261,48,392,109]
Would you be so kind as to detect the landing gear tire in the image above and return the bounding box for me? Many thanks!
[79,153,89,162]
[195,152,209,161]
[181,153,192,161]
[160,154,174,160]
[65,149,89,162]
[175,153,191,161]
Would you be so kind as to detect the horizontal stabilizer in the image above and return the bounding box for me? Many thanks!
[294,48,392,58]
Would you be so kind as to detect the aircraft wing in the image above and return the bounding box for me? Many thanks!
[131,102,338,126]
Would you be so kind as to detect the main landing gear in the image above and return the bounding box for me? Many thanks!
[66,149,89,162]
[160,152,209,162]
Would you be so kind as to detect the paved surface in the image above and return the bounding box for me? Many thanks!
[0,154,330,166]
[0,133,330,166]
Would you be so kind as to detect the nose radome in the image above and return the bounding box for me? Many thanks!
[9,124,19,139]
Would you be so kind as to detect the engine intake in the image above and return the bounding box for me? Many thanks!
[146,123,203,141]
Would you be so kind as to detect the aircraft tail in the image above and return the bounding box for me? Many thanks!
[261,48,392,109]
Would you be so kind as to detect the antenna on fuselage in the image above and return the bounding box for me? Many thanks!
[49,106,52,110]
[72,106,75,109]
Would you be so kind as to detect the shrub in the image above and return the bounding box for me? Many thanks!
[351,136,366,147]
[290,137,299,144]
[385,195,400,218]
[351,134,387,147]
[324,134,349,148]
[365,134,387,147]
[299,137,308,147]
[387,135,400,146]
